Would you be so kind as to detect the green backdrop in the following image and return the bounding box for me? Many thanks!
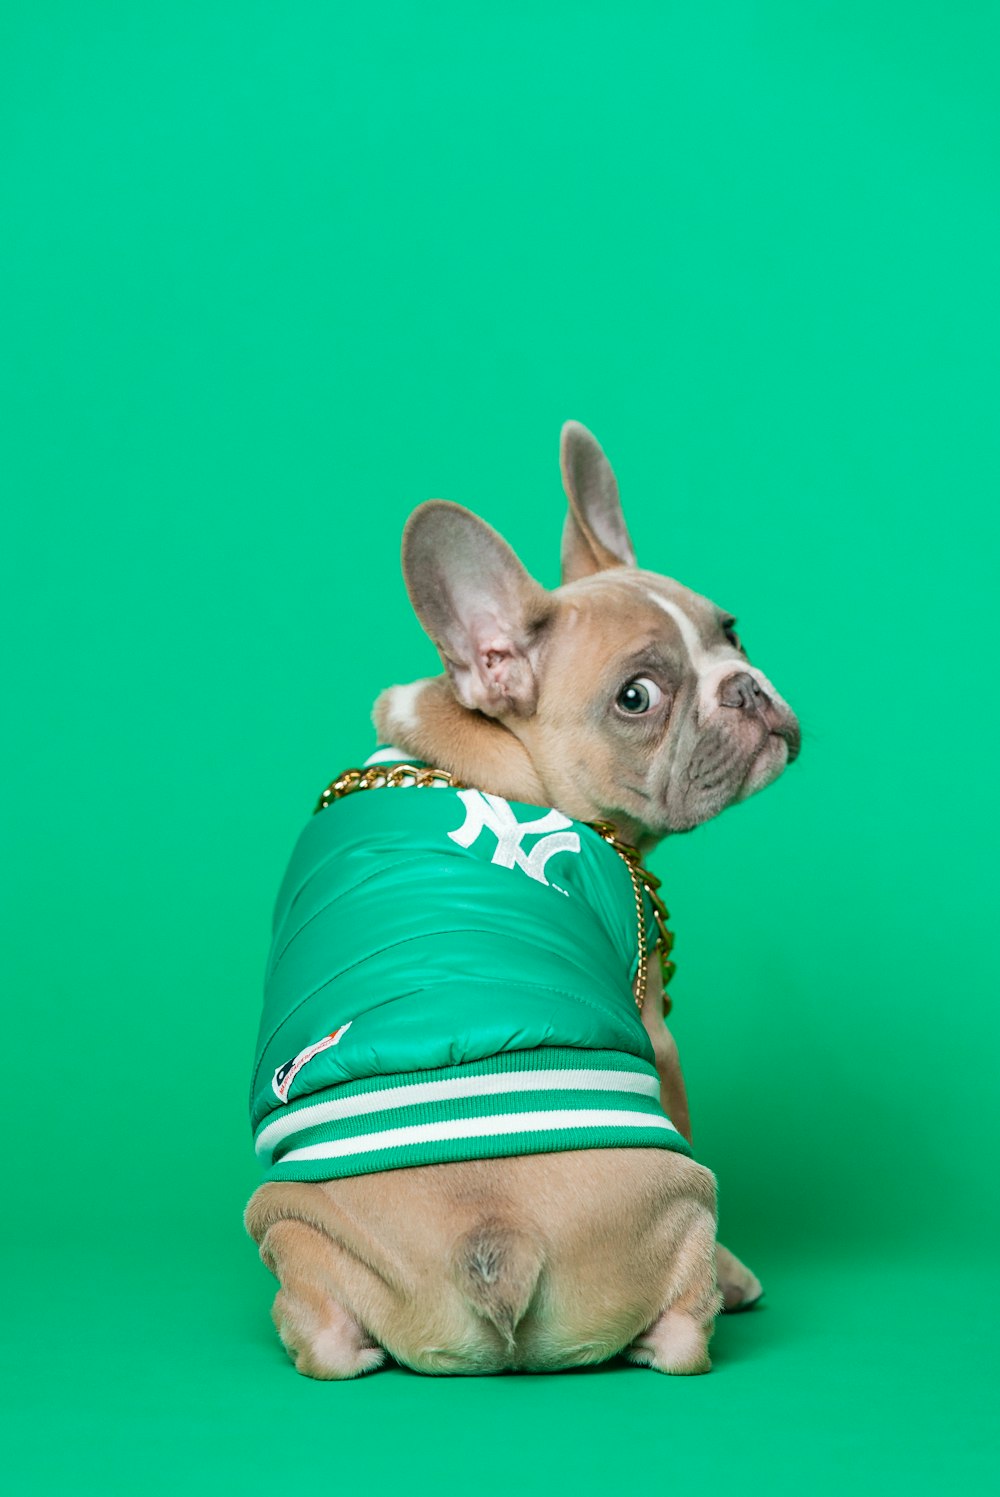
[3,3,996,1492]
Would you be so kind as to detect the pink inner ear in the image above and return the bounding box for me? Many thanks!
[478,634,514,672]
[457,632,538,717]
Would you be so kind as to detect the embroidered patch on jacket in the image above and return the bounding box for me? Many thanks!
[272,1022,353,1103]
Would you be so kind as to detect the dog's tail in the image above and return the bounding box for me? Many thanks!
[452,1219,544,1351]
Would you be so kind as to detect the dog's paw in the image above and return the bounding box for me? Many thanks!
[273,1289,386,1380]
[624,1309,713,1375]
[716,1243,764,1312]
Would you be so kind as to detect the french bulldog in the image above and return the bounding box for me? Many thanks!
[245,421,800,1378]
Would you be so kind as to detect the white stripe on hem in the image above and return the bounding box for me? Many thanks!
[255,1067,661,1158]
[277,1108,682,1164]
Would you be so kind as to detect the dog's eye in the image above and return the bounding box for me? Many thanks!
[721,617,742,651]
[616,677,663,714]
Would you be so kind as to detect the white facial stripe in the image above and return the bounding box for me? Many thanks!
[647,592,715,670]
[646,589,778,722]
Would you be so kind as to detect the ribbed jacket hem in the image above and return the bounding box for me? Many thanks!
[253,1046,691,1182]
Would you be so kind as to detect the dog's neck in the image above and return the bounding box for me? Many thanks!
[373,677,548,805]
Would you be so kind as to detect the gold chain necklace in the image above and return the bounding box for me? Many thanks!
[314,763,676,1014]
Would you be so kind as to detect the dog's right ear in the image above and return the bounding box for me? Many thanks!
[402,501,552,717]
[560,421,637,583]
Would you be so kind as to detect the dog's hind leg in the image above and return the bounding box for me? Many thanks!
[256,1218,387,1380]
[715,1242,763,1311]
[622,1200,722,1375]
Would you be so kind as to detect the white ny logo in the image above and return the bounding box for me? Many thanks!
[447,790,580,887]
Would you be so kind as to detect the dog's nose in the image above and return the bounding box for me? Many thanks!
[719,671,769,711]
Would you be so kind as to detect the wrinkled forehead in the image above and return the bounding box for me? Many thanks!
[551,569,724,665]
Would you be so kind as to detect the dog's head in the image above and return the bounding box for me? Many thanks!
[386,421,799,840]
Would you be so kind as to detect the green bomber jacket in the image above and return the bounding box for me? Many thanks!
[250,750,690,1182]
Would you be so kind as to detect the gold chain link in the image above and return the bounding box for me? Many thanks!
[314,763,461,812]
[587,821,676,1014]
[314,764,676,1014]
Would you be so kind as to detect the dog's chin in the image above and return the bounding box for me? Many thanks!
[734,733,790,803]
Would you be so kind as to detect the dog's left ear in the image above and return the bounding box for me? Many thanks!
[560,421,637,583]
[402,500,552,717]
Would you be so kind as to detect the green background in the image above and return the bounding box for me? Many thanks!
[3,2,996,1491]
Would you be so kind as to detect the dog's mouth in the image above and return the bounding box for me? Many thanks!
[733,728,798,804]
[774,721,801,764]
